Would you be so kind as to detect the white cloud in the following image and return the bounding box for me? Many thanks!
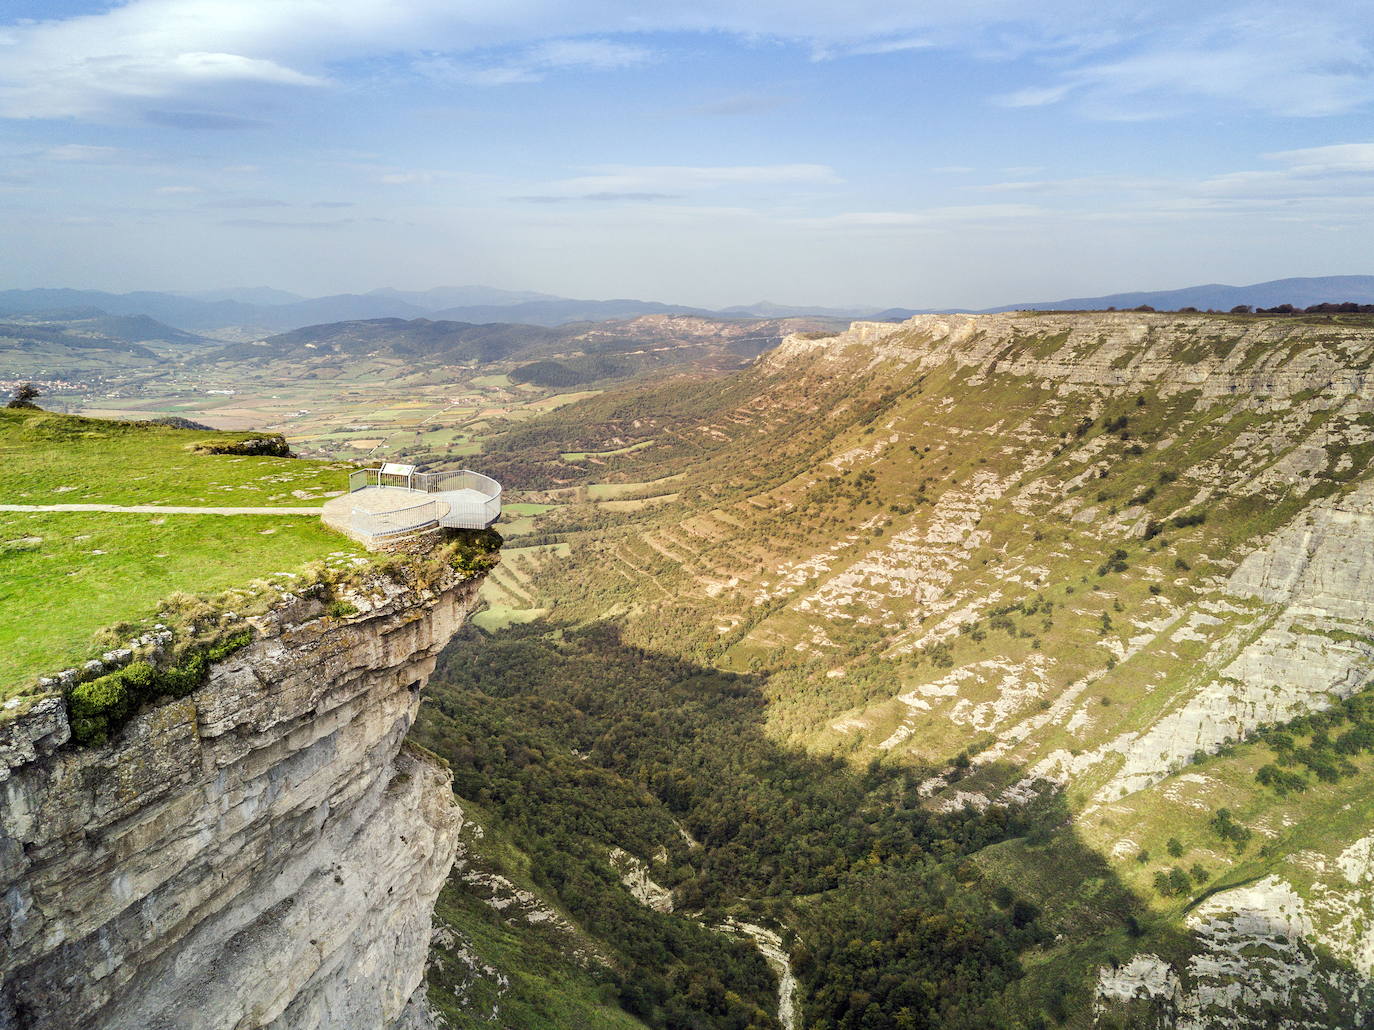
[530,39,652,72]
[814,35,933,60]
[374,169,466,185]
[4,1,1370,122]
[539,163,842,197]
[802,204,1048,228]
[155,184,202,194]
[171,52,323,87]
[969,145,1374,221]
[43,143,118,160]
[978,175,1171,195]
[417,38,653,86]
[996,5,1374,118]
[998,84,1075,108]
[1265,143,1374,175]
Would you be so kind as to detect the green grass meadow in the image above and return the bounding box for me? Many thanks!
[0,407,354,506]
[0,409,364,695]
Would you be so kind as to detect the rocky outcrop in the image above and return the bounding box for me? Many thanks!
[761,313,1374,786]
[1098,871,1374,1029]
[191,433,291,457]
[714,920,798,1030]
[0,562,484,1030]
[1228,477,1374,619]
[754,312,1374,1025]
[1094,954,1181,1029]
[1088,477,1374,802]
[608,847,675,913]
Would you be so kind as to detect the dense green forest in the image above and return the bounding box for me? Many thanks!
[415,623,1141,1030]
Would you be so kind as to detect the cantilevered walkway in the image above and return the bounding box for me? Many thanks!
[320,464,501,547]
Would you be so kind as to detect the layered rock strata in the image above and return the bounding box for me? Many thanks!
[0,565,482,1030]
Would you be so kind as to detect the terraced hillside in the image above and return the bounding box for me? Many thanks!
[435,311,1374,1028]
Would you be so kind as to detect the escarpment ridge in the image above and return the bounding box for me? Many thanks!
[767,311,1374,402]
[0,558,488,1030]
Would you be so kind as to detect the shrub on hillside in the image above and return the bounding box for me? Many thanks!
[190,434,291,457]
[448,527,503,576]
[6,383,41,409]
[1097,549,1129,577]
[1210,808,1252,851]
[1256,764,1308,795]
[67,661,156,743]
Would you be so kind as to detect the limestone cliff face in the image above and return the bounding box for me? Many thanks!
[0,563,483,1030]
[766,312,1374,408]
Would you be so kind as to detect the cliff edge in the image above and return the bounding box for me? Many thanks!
[0,557,486,1029]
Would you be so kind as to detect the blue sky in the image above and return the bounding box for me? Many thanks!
[1,1,1372,308]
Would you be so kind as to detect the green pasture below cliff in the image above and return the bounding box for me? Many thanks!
[0,408,363,697]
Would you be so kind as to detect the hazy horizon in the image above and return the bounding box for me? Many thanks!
[2,1,1372,309]
[7,274,1374,319]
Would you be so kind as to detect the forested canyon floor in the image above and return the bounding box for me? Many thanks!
[411,311,1374,1029]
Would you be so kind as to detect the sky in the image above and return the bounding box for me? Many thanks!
[1,0,1372,310]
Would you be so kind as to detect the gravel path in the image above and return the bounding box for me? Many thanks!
[0,503,323,515]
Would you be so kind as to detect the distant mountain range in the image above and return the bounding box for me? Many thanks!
[0,276,1369,334]
[0,310,205,345]
[0,287,726,332]
[979,275,1374,314]
[170,285,564,308]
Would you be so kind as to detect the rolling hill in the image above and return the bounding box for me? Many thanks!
[0,312,211,380]
[0,288,724,333]
[194,313,846,382]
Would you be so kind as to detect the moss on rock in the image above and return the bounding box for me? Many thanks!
[66,630,253,746]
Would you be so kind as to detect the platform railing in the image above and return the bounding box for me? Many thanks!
[349,467,421,492]
[350,497,443,541]
[415,469,500,497]
[347,467,501,501]
[439,493,502,529]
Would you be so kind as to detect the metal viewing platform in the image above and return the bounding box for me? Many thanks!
[321,463,501,546]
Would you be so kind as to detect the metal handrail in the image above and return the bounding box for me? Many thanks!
[350,496,443,541]
[344,465,502,535]
[347,467,501,502]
